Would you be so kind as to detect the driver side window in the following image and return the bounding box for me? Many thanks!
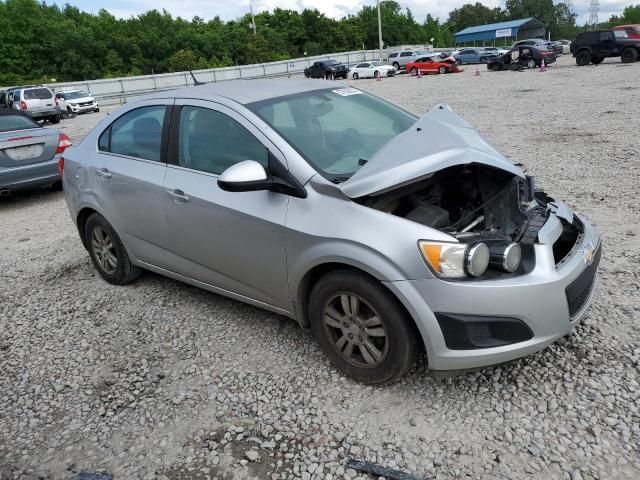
[177,106,268,175]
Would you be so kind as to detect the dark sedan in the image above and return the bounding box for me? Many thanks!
[487,46,557,71]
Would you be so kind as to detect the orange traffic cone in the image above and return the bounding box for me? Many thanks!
[539,61,546,72]
[475,65,480,76]
[376,71,382,81]
[417,69,422,78]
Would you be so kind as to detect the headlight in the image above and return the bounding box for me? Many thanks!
[419,241,489,278]
[489,242,521,273]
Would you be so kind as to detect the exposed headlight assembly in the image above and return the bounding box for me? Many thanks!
[419,241,490,278]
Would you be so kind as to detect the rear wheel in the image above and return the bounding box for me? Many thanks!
[621,48,638,63]
[49,114,60,124]
[410,67,418,76]
[85,213,142,285]
[308,270,420,384]
[576,50,591,66]
[591,56,604,65]
[438,66,447,74]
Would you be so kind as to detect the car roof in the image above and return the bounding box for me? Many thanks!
[139,78,347,105]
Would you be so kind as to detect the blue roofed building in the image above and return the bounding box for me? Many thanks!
[454,18,547,46]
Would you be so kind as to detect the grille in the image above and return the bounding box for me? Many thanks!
[79,101,93,107]
[565,245,601,318]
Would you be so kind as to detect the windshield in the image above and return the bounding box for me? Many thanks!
[64,90,89,99]
[0,113,40,133]
[370,61,383,66]
[324,60,338,65]
[249,88,416,180]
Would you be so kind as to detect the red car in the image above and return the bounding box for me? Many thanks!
[406,56,462,76]
[613,25,640,39]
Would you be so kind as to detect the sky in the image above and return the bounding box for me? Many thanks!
[50,0,629,26]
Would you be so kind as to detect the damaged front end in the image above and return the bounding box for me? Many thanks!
[341,104,584,280]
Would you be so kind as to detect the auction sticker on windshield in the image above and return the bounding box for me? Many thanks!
[332,88,363,96]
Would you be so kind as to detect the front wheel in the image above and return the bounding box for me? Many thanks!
[392,62,400,71]
[308,270,420,384]
[410,67,418,76]
[352,72,359,80]
[621,48,638,63]
[438,66,447,74]
[576,50,591,66]
[50,114,61,124]
[85,213,142,285]
[94,107,100,112]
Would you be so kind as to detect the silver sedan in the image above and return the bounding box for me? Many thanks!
[61,79,601,384]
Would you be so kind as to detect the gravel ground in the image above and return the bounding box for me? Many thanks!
[1,54,639,480]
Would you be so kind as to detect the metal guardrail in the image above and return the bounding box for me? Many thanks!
[41,50,382,106]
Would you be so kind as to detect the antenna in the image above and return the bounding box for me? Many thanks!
[589,0,599,30]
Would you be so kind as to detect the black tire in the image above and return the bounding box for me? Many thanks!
[392,62,400,71]
[67,106,73,114]
[410,67,418,76]
[576,50,591,66]
[94,107,100,112]
[526,59,536,69]
[308,270,420,384]
[621,48,638,63]
[84,213,142,285]
[438,66,447,74]
[591,56,604,65]
[50,114,61,124]
[480,56,487,64]
[342,74,348,79]
[352,72,359,80]
[373,70,379,79]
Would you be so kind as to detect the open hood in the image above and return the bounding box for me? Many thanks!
[339,104,524,198]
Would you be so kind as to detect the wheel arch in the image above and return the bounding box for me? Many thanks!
[294,262,424,350]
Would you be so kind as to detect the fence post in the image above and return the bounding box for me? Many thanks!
[184,72,189,86]
[213,69,217,83]
[152,74,157,91]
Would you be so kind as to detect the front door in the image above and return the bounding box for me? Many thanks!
[162,100,290,310]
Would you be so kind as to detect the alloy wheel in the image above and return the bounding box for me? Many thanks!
[322,293,388,368]
[91,226,118,274]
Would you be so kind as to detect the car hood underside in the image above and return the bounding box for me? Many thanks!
[339,104,524,198]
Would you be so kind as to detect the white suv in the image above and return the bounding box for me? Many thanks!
[10,86,61,123]
[55,90,99,114]
[387,49,428,71]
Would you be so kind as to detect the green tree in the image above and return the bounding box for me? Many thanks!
[169,49,197,71]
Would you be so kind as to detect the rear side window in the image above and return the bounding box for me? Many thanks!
[98,106,166,162]
[400,52,413,57]
[599,32,612,41]
[388,52,398,58]
[24,88,53,100]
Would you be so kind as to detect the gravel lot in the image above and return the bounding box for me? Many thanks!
[1,54,639,480]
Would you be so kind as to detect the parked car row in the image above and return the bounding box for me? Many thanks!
[0,85,99,122]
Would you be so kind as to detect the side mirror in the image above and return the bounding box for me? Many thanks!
[218,160,270,193]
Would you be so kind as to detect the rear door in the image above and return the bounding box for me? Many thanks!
[23,88,55,114]
[90,99,174,266]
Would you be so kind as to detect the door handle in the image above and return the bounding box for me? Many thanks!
[167,189,189,203]
[95,168,112,179]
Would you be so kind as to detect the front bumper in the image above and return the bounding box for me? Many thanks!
[67,102,98,113]
[385,214,601,370]
[0,157,60,190]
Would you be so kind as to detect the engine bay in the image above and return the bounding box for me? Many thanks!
[359,164,546,243]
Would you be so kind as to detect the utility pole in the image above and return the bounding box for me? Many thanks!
[589,0,599,30]
[249,1,257,36]
[377,0,383,61]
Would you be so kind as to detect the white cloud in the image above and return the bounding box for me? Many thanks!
[60,0,628,25]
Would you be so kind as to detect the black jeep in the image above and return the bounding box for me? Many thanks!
[570,30,640,65]
[304,60,349,79]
